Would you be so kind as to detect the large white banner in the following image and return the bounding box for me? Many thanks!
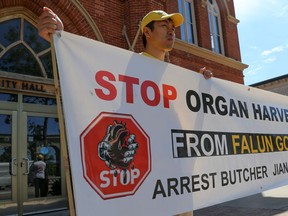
[54,31,288,216]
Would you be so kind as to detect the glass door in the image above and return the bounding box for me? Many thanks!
[0,110,17,215]
[22,113,68,214]
[0,93,68,215]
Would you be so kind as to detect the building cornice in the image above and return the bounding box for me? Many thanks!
[201,0,207,7]
[250,74,288,87]
[174,39,248,71]
[227,15,239,24]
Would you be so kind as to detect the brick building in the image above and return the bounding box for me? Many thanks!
[0,0,248,215]
[250,74,288,96]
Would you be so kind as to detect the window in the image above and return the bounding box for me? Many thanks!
[207,0,224,54]
[0,93,18,102]
[178,0,197,44]
[0,17,53,79]
[23,95,56,105]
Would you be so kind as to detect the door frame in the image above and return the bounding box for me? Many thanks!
[0,93,68,215]
[0,106,19,214]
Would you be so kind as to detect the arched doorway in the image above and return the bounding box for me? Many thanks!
[0,12,68,216]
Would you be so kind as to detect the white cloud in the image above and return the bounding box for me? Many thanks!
[249,46,259,50]
[261,46,284,56]
[275,4,288,17]
[264,57,276,63]
[234,0,288,21]
[245,66,262,76]
[234,0,261,21]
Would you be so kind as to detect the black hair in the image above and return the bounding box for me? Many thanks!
[142,21,155,48]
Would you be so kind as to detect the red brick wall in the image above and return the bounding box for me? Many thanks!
[1,0,245,84]
[219,0,242,62]
[194,0,212,50]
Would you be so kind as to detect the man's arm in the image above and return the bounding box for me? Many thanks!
[37,7,64,42]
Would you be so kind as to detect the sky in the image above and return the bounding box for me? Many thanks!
[233,0,288,85]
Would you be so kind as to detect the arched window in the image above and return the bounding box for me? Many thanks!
[207,0,224,54]
[178,0,197,44]
[0,17,53,79]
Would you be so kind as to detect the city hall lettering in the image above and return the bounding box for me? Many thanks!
[0,78,46,93]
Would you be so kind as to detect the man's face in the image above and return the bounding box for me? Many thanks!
[146,19,176,52]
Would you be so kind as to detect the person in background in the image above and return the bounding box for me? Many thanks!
[37,7,212,79]
[33,154,47,197]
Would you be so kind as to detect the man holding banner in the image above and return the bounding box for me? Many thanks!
[37,6,214,216]
[37,7,212,79]
[35,4,288,216]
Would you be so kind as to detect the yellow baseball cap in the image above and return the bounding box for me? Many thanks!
[141,10,184,33]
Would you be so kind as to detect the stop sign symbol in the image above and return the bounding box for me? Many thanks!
[80,112,151,199]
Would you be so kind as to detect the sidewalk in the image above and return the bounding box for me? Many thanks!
[194,185,288,216]
[32,185,288,216]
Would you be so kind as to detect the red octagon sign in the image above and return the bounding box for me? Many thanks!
[80,112,151,199]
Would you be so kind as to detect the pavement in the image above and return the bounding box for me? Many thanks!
[22,185,288,216]
[194,185,288,216]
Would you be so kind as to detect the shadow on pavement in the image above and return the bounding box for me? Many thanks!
[194,192,288,216]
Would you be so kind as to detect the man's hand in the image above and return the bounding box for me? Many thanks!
[37,7,64,42]
[200,67,213,79]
